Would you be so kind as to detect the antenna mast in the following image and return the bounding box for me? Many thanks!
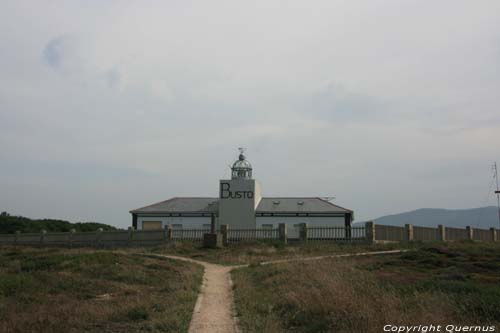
[494,162,500,228]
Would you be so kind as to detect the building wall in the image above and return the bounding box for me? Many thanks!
[256,215,346,238]
[136,216,212,230]
[218,178,261,229]
[136,214,346,237]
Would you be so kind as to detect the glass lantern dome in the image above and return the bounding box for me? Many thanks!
[231,150,252,179]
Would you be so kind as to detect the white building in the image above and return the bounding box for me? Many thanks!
[130,150,353,237]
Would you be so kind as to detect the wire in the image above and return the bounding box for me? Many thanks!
[476,169,495,227]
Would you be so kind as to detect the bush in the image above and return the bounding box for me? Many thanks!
[127,306,149,321]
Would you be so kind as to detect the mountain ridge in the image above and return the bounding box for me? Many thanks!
[370,206,499,229]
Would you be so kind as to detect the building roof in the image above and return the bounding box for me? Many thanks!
[130,197,219,214]
[256,197,352,214]
[130,197,351,214]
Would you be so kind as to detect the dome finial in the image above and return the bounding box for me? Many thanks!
[238,147,246,161]
[232,148,252,179]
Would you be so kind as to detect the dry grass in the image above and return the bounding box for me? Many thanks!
[148,241,412,265]
[0,246,203,332]
[232,241,500,332]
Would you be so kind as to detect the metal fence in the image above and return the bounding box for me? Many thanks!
[227,228,279,243]
[1,223,498,247]
[308,226,366,241]
[172,229,206,242]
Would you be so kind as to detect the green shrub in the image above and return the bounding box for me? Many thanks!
[127,306,149,321]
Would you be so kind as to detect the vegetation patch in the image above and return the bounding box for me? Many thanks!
[149,241,414,265]
[0,246,203,332]
[232,241,500,332]
[0,211,118,234]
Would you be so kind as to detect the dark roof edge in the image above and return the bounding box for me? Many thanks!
[130,197,176,214]
[316,197,353,213]
[129,197,218,214]
[132,211,217,215]
[256,211,348,214]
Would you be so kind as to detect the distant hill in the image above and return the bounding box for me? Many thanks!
[0,212,119,234]
[372,206,499,229]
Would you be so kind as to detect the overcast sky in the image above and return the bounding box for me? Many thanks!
[1,1,500,228]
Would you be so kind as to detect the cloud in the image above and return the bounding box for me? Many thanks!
[1,1,500,227]
[296,83,393,124]
[105,68,121,89]
[43,35,78,70]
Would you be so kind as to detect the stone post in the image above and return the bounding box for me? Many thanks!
[128,227,134,247]
[69,229,76,248]
[345,225,352,241]
[167,225,173,241]
[40,230,47,245]
[210,214,216,234]
[466,226,474,241]
[365,221,375,244]
[278,223,287,244]
[404,224,414,241]
[438,225,446,241]
[96,228,103,247]
[163,225,169,242]
[299,223,308,242]
[220,224,229,245]
[490,228,497,242]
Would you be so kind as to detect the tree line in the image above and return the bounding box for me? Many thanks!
[0,211,119,234]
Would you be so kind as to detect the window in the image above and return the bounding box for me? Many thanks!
[262,224,273,229]
[202,224,211,230]
[142,221,162,230]
[172,224,183,230]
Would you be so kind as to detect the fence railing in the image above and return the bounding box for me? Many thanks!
[172,229,206,242]
[366,222,498,243]
[308,226,365,241]
[413,226,440,241]
[473,228,492,242]
[1,222,498,247]
[227,228,279,243]
[375,225,405,241]
[445,227,468,241]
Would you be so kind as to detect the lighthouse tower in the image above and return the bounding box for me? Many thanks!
[218,149,261,228]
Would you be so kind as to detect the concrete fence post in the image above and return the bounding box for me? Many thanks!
[127,227,134,247]
[96,228,103,248]
[466,226,474,241]
[69,229,76,248]
[163,225,169,243]
[299,223,308,242]
[220,224,229,245]
[15,231,20,245]
[278,223,287,244]
[167,225,173,241]
[365,221,375,244]
[438,225,446,241]
[346,225,352,241]
[404,224,413,241]
[40,230,47,245]
[490,228,497,242]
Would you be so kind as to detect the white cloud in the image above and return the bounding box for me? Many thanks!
[1,0,500,226]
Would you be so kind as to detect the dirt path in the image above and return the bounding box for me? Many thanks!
[258,249,407,266]
[148,249,406,333]
[151,255,239,333]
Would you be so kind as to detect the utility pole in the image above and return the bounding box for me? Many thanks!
[494,162,500,228]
